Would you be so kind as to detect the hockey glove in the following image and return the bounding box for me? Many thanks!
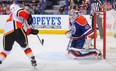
[26,28,32,35]
[26,28,39,35]
[27,14,33,25]
[30,29,39,35]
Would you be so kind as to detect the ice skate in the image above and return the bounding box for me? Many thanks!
[31,56,37,67]
[98,51,102,58]
[31,59,37,67]
[95,49,102,59]
[0,60,2,64]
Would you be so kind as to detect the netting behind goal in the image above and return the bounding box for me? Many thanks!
[93,10,116,61]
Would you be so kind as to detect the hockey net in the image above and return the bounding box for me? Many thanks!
[93,10,116,61]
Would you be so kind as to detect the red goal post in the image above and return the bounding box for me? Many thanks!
[93,11,106,59]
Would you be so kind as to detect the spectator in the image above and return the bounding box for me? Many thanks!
[86,0,91,14]
[70,0,76,9]
[114,1,116,10]
[103,0,112,11]
[68,6,71,14]
[5,4,10,14]
[73,0,82,5]
[0,4,5,14]
[29,5,35,14]
[58,6,65,14]
[79,0,86,7]
[37,4,42,14]
[79,6,87,15]
[74,5,80,12]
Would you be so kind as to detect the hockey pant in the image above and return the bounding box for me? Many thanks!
[0,28,35,62]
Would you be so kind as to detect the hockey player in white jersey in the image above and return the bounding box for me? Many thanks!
[0,4,38,67]
[66,9,102,59]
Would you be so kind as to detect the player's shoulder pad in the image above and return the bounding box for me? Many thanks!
[16,9,25,17]
[76,15,87,26]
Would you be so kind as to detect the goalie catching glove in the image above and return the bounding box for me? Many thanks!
[26,28,39,35]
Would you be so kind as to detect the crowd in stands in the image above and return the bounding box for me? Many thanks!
[0,0,59,14]
[0,0,116,15]
[57,0,116,15]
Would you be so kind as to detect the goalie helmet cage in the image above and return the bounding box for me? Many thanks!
[93,11,106,59]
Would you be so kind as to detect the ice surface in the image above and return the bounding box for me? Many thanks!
[0,34,116,71]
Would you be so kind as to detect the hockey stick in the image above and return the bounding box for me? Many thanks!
[31,25,44,45]
[24,19,44,45]
[36,34,44,45]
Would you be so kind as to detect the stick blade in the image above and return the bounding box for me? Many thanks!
[41,39,44,45]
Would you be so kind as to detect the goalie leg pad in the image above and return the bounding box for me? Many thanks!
[67,48,100,58]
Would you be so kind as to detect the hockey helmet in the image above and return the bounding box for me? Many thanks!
[10,4,21,13]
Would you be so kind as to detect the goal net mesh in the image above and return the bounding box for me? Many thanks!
[93,10,116,63]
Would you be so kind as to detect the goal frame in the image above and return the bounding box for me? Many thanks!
[93,11,106,59]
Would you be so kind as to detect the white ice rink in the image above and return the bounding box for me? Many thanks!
[0,34,116,71]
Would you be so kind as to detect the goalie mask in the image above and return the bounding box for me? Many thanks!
[10,4,21,13]
[69,9,75,16]
[69,9,79,24]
